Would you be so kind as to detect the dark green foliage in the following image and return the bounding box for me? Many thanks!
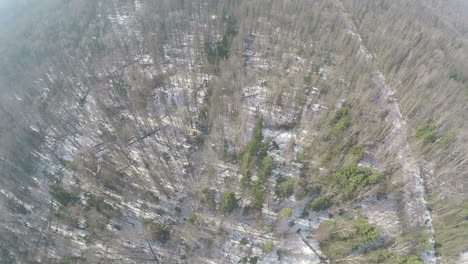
[437,132,455,147]
[250,180,266,210]
[205,13,237,64]
[353,216,381,246]
[143,191,160,204]
[240,115,268,188]
[373,249,393,262]
[416,232,433,252]
[53,206,79,227]
[262,241,274,253]
[249,256,259,264]
[330,107,349,126]
[239,116,274,212]
[0,248,14,264]
[204,41,218,64]
[113,77,130,98]
[301,207,309,218]
[240,151,252,188]
[329,164,382,198]
[6,198,28,214]
[328,107,352,137]
[7,127,44,178]
[257,139,271,161]
[197,80,215,132]
[448,69,467,84]
[317,213,382,260]
[415,123,437,144]
[415,123,457,149]
[332,117,352,135]
[275,177,295,199]
[99,166,125,193]
[175,207,182,215]
[87,195,119,218]
[222,138,230,159]
[58,256,86,264]
[398,256,423,264]
[308,197,330,212]
[58,158,74,170]
[257,155,274,182]
[433,199,468,259]
[199,105,209,120]
[241,256,259,264]
[186,213,197,225]
[250,115,264,156]
[202,189,217,211]
[347,144,365,162]
[195,135,205,146]
[220,191,238,214]
[240,237,249,245]
[141,219,170,244]
[49,184,80,207]
[240,174,251,189]
[162,152,171,162]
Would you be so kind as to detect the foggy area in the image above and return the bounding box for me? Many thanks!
[0,1,466,263]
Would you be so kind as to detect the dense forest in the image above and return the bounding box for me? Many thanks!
[0,0,466,263]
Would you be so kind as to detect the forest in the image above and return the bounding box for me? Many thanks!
[0,0,467,263]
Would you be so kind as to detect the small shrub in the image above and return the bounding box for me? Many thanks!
[330,107,349,126]
[251,115,264,156]
[328,107,352,136]
[317,213,382,260]
[250,181,266,210]
[301,207,309,218]
[347,144,365,161]
[240,151,252,187]
[279,208,293,218]
[195,135,205,146]
[202,189,217,211]
[186,213,197,225]
[416,231,433,251]
[275,177,295,199]
[308,197,330,212]
[265,225,274,233]
[415,123,436,144]
[249,256,259,264]
[87,195,119,218]
[353,216,381,246]
[222,138,230,158]
[50,185,80,207]
[59,159,74,170]
[141,219,170,243]
[257,155,274,182]
[175,207,182,215]
[263,241,274,253]
[58,256,86,264]
[332,117,351,134]
[143,191,160,203]
[0,248,14,264]
[240,237,249,245]
[240,115,265,162]
[448,68,467,83]
[437,132,455,147]
[6,198,28,214]
[399,256,423,264]
[220,191,238,214]
[374,249,393,262]
[257,139,271,161]
[162,152,171,162]
[329,164,382,198]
